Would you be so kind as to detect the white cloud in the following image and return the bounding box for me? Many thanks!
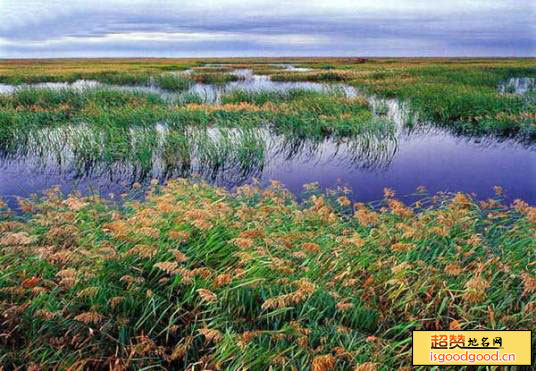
[0,0,533,57]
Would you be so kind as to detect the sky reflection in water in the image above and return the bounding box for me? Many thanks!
[0,69,534,208]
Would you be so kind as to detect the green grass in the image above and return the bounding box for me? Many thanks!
[0,70,232,92]
[271,71,349,82]
[0,57,536,369]
[0,119,397,184]
[0,86,384,138]
[1,58,535,139]
[154,75,192,91]
[0,87,165,113]
[191,72,243,84]
[193,66,235,73]
[221,89,329,105]
[349,64,536,138]
[86,71,153,86]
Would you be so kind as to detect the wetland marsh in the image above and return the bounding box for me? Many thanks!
[0,60,534,207]
[0,58,535,369]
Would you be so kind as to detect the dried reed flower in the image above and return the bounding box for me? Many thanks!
[354,209,379,227]
[74,311,104,324]
[391,243,415,253]
[22,277,41,288]
[444,264,464,276]
[154,261,179,275]
[388,199,413,218]
[56,268,77,279]
[271,355,288,366]
[467,234,481,246]
[232,237,254,249]
[171,250,188,263]
[297,336,309,347]
[354,363,378,371]
[301,242,321,254]
[521,272,536,295]
[0,232,36,246]
[169,230,190,242]
[139,227,160,239]
[463,276,490,303]
[312,355,335,371]
[63,197,88,211]
[238,331,261,348]
[77,287,99,298]
[128,244,157,258]
[292,251,307,259]
[197,289,218,304]
[337,196,352,207]
[109,296,125,309]
[170,336,193,360]
[214,273,232,288]
[336,302,354,311]
[383,188,395,198]
[452,193,472,209]
[36,310,57,321]
[192,219,213,230]
[198,328,222,344]
[120,275,145,285]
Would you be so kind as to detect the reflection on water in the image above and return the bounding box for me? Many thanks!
[0,68,356,104]
[0,68,535,208]
[0,80,101,95]
[498,77,536,95]
[0,125,395,192]
[1,118,534,208]
[182,71,356,103]
[277,64,312,72]
[367,97,415,128]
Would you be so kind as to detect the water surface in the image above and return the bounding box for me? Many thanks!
[498,77,536,94]
[0,69,355,104]
[0,68,534,208]
[1,120,534,209]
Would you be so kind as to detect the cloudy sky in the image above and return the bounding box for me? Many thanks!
[0,0,534,58]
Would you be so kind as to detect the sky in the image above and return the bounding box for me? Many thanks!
[0,0,534,58]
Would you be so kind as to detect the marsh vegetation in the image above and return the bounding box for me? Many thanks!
[0,58,535,369]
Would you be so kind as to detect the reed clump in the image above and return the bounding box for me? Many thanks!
[190,72,243,84]
[0,180,534,369]
[1,58,534,138]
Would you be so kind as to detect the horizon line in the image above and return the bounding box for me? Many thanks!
[1,56,535,60]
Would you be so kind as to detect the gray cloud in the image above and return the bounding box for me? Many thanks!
[0,0,534,57]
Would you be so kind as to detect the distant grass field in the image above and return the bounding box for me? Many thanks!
[1,57,535,138]
[0,58,535,369]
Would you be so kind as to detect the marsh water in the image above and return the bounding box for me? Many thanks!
[0,68,535,208]
[498,77,536,94]
[0,69,353,104]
